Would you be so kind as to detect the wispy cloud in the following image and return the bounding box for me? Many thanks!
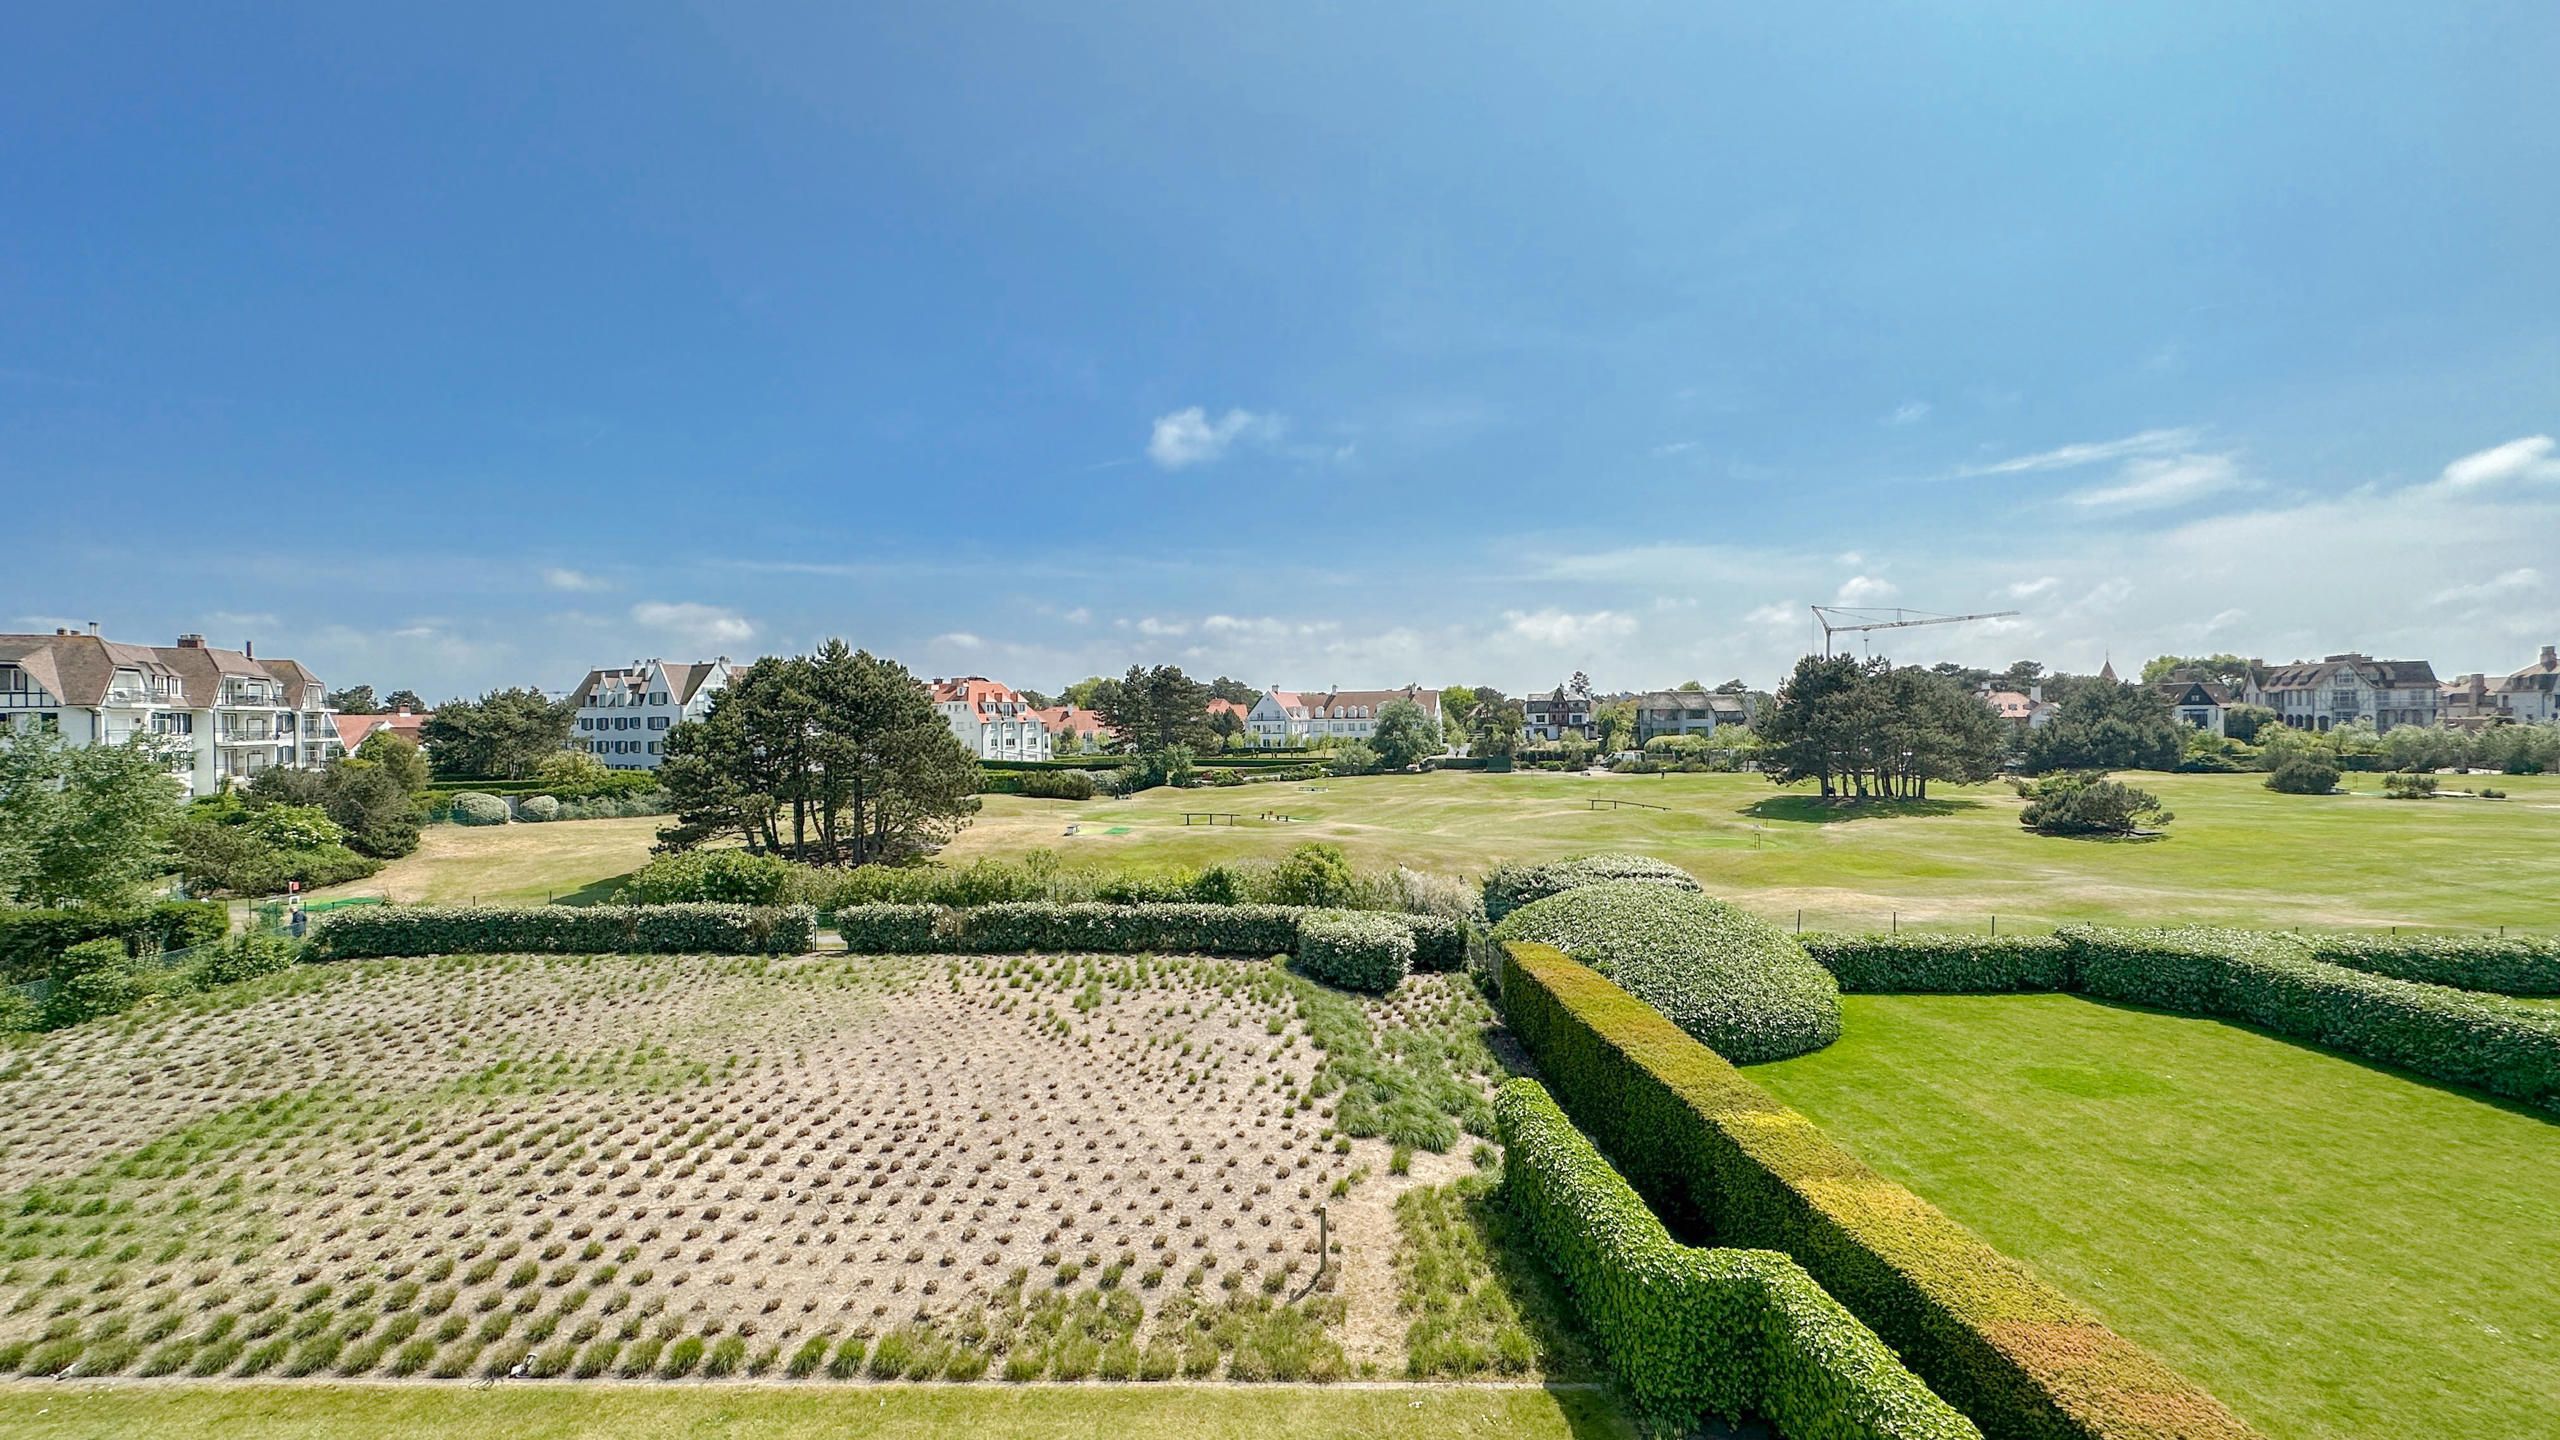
[1960,426,2201,477]
[2426,566,2544,608]
[631,601,754,649]
[2430,435,2560,493]
[932,631,985,650]
[1146,407,1281,469]
[2067,452,2245,511]
[2006,576,2061,600]
[1884,400,1932,426]
[1502,608,1636,648]
[1834,575,1899,606]
[1649,439,1701,458]
[542,567,611,593]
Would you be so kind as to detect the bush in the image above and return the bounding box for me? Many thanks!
[2060,927,2560,1111]
[307,904,816,960]
[2381,771,2438,800]
[44,938,145,1030]
[1294,911,1413,993]
[0,902,223,984]
[1491,883,1840,1063]
[517,794,562,822]
[1400,914,1468,973]
[1498,942,2256,1440]
[1800,934,2072,994]
[1017,769,1098,801]
[1482,854,1700,923]
[831,904,946,954]
[1268,843,1361,908]
[193,932,303,987]
[2015,774,2171,836]
[615,850,799,906]
[449,792,509,826]
[2265,755,2341,795]
[937,902,1301,958]
[1494,1079,1978,1439]
[1325,742,1381,777]
[170,820,381,898]
[2306,935,2560,997]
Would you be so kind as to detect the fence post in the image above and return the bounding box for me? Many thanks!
[1891,911,1898,935]
[1990,914,1997,937]
[1795,909,1802,934]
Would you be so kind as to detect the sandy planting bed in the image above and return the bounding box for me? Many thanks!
[0,951,1549,1384]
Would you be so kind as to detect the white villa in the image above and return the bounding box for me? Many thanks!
[0,627,340,795]
[2443,644,2560,727]
[2243,654,2441,734]
[931,676,1051,760]
[1246,685,1441,748]
[569,657,734,769]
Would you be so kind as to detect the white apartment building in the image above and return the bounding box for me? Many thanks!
[569,657,733,769]
[931,677,1051,760]
[0,627,340,795]
[1246,685,1441,748]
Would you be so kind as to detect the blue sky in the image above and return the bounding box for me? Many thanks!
[6,3,2556,701]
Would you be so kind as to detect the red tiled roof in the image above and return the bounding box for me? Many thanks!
[333,711,430,750]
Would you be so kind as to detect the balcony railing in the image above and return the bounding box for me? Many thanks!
[216,728,280,746]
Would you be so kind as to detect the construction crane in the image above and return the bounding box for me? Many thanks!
[1809,606,2020,658]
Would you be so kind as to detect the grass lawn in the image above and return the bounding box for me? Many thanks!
[307,815,664,905]
[1748,993,2560,1440]
[0,1382,1632,1439]
[945,770,2560,932]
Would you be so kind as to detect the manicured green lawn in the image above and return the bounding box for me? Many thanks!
[1749,993,2560,1440]
[0,1382,1630,1439]
[948,770,2560,932]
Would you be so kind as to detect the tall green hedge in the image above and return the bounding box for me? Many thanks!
[1495,1078,1977,1439]
[1482,853,1700,923]
[2306,933,2560,997]
[825,901,1463,972]
[1294,911,1413,993]
[0,902,228,984]
[307,904,815,960]
[2060,927,2560,1111]
[1801,934,2072,994]
[1498,941,2258,1440]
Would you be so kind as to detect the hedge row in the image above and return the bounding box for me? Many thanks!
[829,901,1464,980]
[2306,933,2560,997]
[1494,1079,1977,1439]
[1498,941,2258,1440]
[0,902,229,984]
[1800,934,2072,994]
[1294,911,1413,993]
[1482,853,1700,923]
[307,904,816,960]
[2062,927,2560,1111]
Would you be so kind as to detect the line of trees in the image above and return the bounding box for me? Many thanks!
[1756,654,2008,800]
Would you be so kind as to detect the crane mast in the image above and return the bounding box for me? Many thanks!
[1809,606,2021,657]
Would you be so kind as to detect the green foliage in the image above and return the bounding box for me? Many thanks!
[2381,771,2439,800]
[192,932,303,987]
[1323,741,1381,777]
[1491,883,1841,1063]
[306,903,816,960]
[420,687,575,781]
[2020,681,2184,774]
[1267,842,1360,908]
[1800,933,2072,993]
[1094,665,1218,756]
[1493,1079,1978,1439]
[2264,754,2341,795]
[1293,910,1413,993]
[614,849,798,905]
[1368,698,1442,770]
[516,794,562,822]
[448,791,510,826]
[920,901,1302,957]
[0,726,185,909]
[43,938,145,1030]
[247,804,344,850]
[1758,655,2008,801]
[2307,934,2560,997]
[0,901,223,985]
[1481,853,1700,923]
[2015,773,2172,836]
[830,904,946,954]
[1401,914,1467,972]
[1017,768,1097,800]
[169,820,381,899]
[1498,944,2259,1440]
[325,760,421,858]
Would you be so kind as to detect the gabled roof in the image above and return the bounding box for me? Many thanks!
[1295,686,1440,718]
[2154,678,2232,706]
[1032,704,1115,739]
[931,676,1036,723]
[0,632,319,708]
[334,710,431,751]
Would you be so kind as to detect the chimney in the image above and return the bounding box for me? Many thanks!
[2543,645,2557,670]
[2029,683,2043,702]
[86,621,98,636]
[244,640,254,659]
[177,634,205,648]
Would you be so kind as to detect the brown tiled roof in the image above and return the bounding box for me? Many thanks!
[0,632,318,708]
[1033,705,1114,739]
[333,710,430,750]
[1296,686,1440,719]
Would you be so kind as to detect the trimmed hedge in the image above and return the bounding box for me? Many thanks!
[1294,911,1413,993]
[1496,1079,1977,1439]
[308,903,816,960]
[2061,927,2560,1111]
[1499,941,2258,1440]
[826,901,1467,978]
[1401,914,1467,972]
[614,849,798,906]
[0,902,228,984]
[1491,883,1841,1063]
[448,792,509,826]
[1802,934,2072,994]
[831,904,945,954]
[2306,933,2560,997]
[1483,853,1701,923]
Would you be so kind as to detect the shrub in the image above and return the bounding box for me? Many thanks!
[516,794,562,822]
[0,902,223,984]
[937,902,1301,957]
[1294,911,1413,993]
[615,850,798,906]
[1399,914,1468,973]
[2264,755,2340,795]
[307,904,817,960]
[1491,883,1840,1063]
[1268,843,1362,908]
[2015,774,2171,836]
[449,792,509,826]
[1017,769,1098,801]
[1800,934,2071,994]
[172,820,381,897]
[193,932,303,987]
[1325,742,1381,777]
[2060,927,2560,1111]
[2381,771,2438,800]
[248,804,344,850]
[1495,1079,1978,1439]
[2307,934,2560,997]
[830,904,945,954]
[1482,854,1700,923]
[43,938,147,1029]
[1498,942,2258,1440]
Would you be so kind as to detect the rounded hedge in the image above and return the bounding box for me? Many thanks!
[517,794,561,822]
[1483,853,1701,923]
[1490,881,1841,1062]
[449,792,509,826]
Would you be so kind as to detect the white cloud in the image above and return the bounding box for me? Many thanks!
[542,567,611,593]
[631,601,755,649]
[2432,435,2560,492]
[1885,400,1932,426]
[1501,609,1637,648]
[1146,407,1279,469]
[1061,606,1091,624]
[1134,616,1191,638]
[2427,567,2545,608]
[1834,575,1900,606]
[2006,576,2061,600]
[1743,602,1799,628]
[1960,426,2201,476]
[1649,440,1701,457]
[2068,452,2244,511]
[933,631,985,650]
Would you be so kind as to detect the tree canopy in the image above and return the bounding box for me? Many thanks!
[1755,654,2008,800]
[2020,680,2183,773]
[325,685,379,715]
[1095,665,1218,757]
[420,687,574,780]
[0,727,184,908]
[381,688,427,714]
[1367,698,1441,769]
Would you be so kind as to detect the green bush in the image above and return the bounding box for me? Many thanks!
[2380,771,2438,800]
[1268,843,1361,908]
[939,902,1301,957]
[1800,934,2071,994]
[171,819,381,898]
[307,904,816,960]
[2015,774,2171,836]
[1491,883,1840,1063]
[831,904,946,954]
[0,902,223,984]
[516,794,562,822]
[1294,911,1413,993]
[2265,755,2341,795]
[44,938,145,1030]
[2307,934,2560,997]
[1498,942,2259,1440]
[448,792,509,826]
[1482,854,1700,923]
[2060,927,2560,1111]
[1494,1079,1977,1439]
[1401,914,1468,972]
[1017,769,1098,800]
[615,850,798,906]
[192,932,303,987]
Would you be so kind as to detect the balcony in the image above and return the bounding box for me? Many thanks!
[216,728,281,746]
